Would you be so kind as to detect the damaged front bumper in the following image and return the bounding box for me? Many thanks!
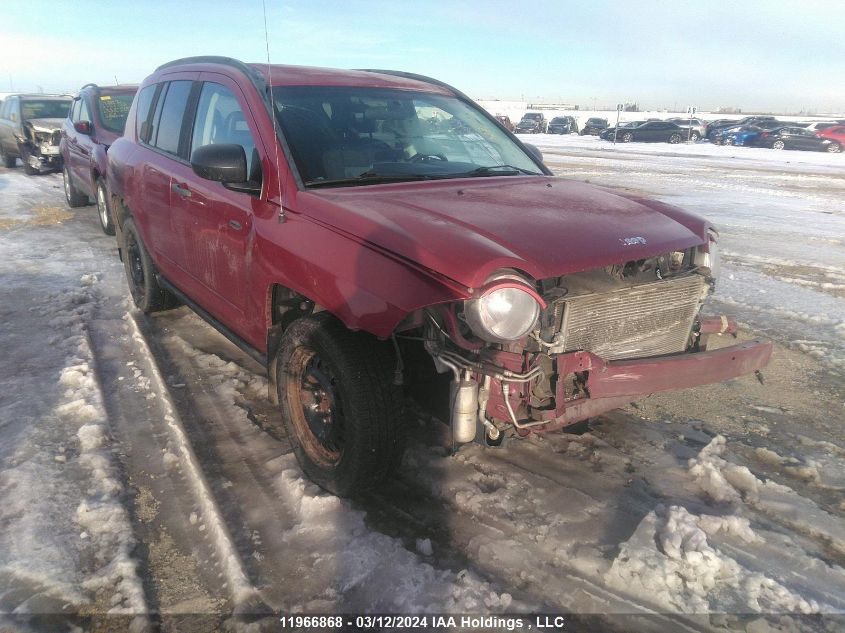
[438,315,772,442]
[515,338,772,433]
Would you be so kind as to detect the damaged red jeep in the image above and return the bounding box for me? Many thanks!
[107,57,771,495]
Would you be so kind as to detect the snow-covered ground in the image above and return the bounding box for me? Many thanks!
[0,140,843,633]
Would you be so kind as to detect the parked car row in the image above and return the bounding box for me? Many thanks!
[0,58,772,496]
[492,109,844,152]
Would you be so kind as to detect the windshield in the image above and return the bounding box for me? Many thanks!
[587,118,605,124]
[21,100,71,120]
[551,118,566,124]
[272,86,541,186]
[97,94,135,133]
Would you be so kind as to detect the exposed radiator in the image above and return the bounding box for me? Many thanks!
[553,274,706,360]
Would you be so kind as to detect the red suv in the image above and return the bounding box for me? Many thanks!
[107,57,771,496]
[61,83,138,234]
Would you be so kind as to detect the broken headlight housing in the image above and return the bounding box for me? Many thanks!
[465,274,543,343]
[695,229,720,279]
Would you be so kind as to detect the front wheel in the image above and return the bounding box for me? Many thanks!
[0,145,16,168]
[63,166,88,208]
[96,179,115,235]
[621,132,634,143]
[668,133,682,144]
[772,140,785,150]
[275,313,405,497]
[689,132,701,142]
[121,218,179,313]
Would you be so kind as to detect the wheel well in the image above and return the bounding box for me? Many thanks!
[266,284,318,404]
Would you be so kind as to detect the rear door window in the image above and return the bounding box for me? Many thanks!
[152,80,193,157]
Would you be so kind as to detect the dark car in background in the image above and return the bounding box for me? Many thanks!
[599,120,646,140]
[60,83,138,234]
[580,117,608,135]
[547,116,578,134]
[0,94,72,174]
[520,112,547,133]
[609,120,685,144]
[757,126,839,152]
[514,117,542,134]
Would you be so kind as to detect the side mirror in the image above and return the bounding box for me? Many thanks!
[191,143,247,183]
[523,143,544,164]
[74,121,92,134]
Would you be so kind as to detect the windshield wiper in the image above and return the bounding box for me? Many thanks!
[307,173,435,188]
[462,165,541,177]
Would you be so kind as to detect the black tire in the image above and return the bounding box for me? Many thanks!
[121,217,178,313]
[0,145,16,168]
[95,178,115,235]
[63,166,88,208]
[275,313,405,497]
[668,133,682,144]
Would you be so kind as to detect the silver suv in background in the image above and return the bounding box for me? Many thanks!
[0,94,72,174]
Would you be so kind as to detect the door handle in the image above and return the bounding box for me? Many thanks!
[171,182,192,198]
[228,220,242,231]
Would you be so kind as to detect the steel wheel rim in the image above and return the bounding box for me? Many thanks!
[287,347,344,467]
[97,184,109,226]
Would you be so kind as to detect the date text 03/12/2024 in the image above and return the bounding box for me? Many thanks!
[278,615,568,630]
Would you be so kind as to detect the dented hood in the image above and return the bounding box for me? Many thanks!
[302,176,711,289]
[25,118,64,133]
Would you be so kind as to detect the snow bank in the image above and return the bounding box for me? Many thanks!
[689,436,845,556]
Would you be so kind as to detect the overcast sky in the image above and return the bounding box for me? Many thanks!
[2,0,843,113]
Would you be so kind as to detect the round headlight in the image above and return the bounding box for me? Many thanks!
[465,284,541,342]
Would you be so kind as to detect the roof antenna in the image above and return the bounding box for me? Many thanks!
[263,0,286,223]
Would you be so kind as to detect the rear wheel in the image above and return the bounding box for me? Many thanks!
[668,133,682,144]
[96,179,115,235]
[63,166,88,208]
[825,142,841,153]
[121,217,179,313]
[772,140,785,150]
[276,313,405,497]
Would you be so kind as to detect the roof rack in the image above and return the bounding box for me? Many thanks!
[155,56,268,105]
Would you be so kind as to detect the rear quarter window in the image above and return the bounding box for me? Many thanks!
[135,85,157,141]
